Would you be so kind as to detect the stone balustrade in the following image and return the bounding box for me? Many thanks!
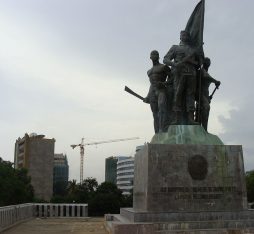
[34,203,88,217]
[0,203,34,232]
[0,203,88,232]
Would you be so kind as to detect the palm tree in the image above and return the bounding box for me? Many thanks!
[67,179,78,196]
[82,177,98,193]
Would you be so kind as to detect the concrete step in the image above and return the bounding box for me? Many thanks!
[104,214,132,234]
[113,214,131,224]
[154,219,254,231]
[156,228,254,234]
[105,213,254,234]
[120,208,254,223]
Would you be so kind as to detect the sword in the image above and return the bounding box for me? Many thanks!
[124,86,145,101]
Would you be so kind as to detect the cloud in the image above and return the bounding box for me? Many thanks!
[218,96,254,171]
[0,0,254,182]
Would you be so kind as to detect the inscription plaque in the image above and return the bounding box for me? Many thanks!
[188,155,208,180]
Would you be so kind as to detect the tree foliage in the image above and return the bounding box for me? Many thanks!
[53,181,68,196]
[52,177,99,203]
[0,158,34,206]
[246,171,254,202]
[0,158,133,215]
[88,182,123,216]
[51,178,133,216]
[83,177,98,193]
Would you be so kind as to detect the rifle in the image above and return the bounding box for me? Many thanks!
[124,86,145,101]
[209,84,220,101]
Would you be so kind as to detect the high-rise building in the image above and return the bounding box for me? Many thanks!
[116,157,134,195]
[105,156,118,184]
[105,156,129,184]
[53,153,69,185]
[105,155,135,195]
[14,133,55,201]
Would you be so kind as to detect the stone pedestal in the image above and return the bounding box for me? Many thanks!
[134,144,247,212]
[105,126,254,234]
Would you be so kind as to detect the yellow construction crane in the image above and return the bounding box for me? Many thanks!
[70,137,139,183]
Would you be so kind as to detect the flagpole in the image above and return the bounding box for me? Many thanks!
[197,64,202,124]
[198,0,205,124]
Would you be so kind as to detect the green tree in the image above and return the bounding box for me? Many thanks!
[73,183,89,203]
[82,177,98,193]
[76,177,98,202]
[50,177,133,216]
[246,171,254,202]
[53,181,68,196]
[0,158,34,206]
[121,189,133,207]
[51,180,69,203]
[88,182,123,216]
[67,180,78,195]
[51,178,99,203]
[65,179,79,202]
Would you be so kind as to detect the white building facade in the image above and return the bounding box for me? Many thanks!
[116,157,134,195]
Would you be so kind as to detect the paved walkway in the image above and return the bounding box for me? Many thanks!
[3,217,108,234]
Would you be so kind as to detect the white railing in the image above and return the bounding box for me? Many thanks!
[0,203,34,232]
[34,203,88,217]
[0,203,88,232]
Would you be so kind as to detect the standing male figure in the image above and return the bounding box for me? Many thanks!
[144,50,171,133]
[163,30,200,125]
[197,57,221,131]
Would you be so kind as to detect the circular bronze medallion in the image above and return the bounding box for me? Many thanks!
[188,155,208,180]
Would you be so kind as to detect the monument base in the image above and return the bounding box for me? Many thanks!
[105,127,254,233]
[134,143,247,212]
[105,208,254,233]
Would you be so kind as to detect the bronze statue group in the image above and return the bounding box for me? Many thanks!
[144,30,220,134]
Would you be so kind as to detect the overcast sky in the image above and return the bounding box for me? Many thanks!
[0,0,253,183]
